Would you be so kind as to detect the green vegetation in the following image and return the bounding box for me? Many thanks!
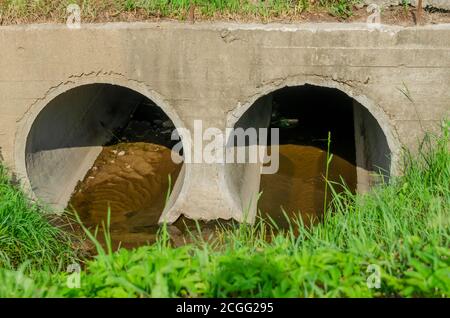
[0,0,364,24]
[0,121,448,297]
[0,165,76,272]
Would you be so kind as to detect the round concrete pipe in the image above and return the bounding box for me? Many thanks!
[225,84,392,224]
[224,94,274,224]
[24,83,185,218]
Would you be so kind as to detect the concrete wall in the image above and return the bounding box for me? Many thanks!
[0,22,449,222]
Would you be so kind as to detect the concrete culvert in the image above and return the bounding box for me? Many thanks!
[25,83,184,247]
[226,84,391,227]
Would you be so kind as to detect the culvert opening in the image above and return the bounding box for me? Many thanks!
[25,83,184,248]
[233,84,391,228]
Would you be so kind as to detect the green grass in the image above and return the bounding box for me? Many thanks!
[0,165,76,272]
[0,0,364,24]
[0,121,448,297]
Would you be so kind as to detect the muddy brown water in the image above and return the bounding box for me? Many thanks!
[68,142,182,249]
[259,144,356,229]
[68,86,357,249]
[68,140,356,249]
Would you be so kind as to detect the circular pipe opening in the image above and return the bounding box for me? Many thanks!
[25,83,184,247]
[226,84,391,227]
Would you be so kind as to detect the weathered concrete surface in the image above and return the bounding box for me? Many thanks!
[222,95,273,224]
[353,100,392,192]
[0,22,449,223]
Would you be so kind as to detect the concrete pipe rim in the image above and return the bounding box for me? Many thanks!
[14,75,191,221]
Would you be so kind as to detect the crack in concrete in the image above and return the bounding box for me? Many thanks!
[17,81,75,123]
[254,72,371,91]
[220,29,246,44]
[17,70,162,124]
[226,72,375,129]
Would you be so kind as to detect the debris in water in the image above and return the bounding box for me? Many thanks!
[162,120,174,128]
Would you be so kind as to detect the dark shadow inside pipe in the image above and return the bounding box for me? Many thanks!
[26,83,184,248]
[233,84,391,228]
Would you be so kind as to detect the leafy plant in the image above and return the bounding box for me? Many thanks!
[0,165,76,272]
[0,121,448,297]
[321,0,360,18]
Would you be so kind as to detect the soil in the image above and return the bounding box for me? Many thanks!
[0,5,448,26]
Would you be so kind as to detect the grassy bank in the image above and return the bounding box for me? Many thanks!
[2,1,449,26]
[0,0,415,24]
[0,121,449,297]
[0,166,76,273]
[0,0,362,23]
